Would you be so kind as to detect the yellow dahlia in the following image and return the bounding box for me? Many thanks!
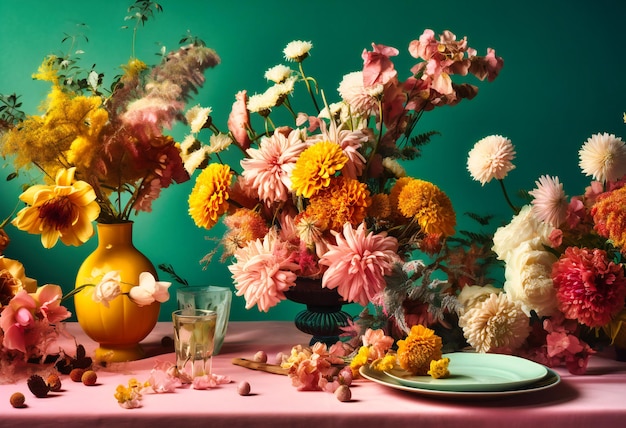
[397,178,456,236]
[306,176,371,231]
[290,141,348,198]
[12,167,100,249]
[188,163,233,230]
[396,324,443,375]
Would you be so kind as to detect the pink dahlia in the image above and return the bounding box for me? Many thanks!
[319,223,400,306]
[241,129,307,204]
[552,246,626,327]
[228,230,300,312]
[528,175,568,227]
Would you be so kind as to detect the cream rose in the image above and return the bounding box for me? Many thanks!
[492,205,554,261]
[458,284,502,311]
[92,271,122,307]
[503,241,558,317]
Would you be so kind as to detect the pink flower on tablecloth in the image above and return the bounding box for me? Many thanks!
[320,223,399,306]
[192,373,231,390]
[362,328,394,360]
[552,246,626,328]
[148,361,182,393]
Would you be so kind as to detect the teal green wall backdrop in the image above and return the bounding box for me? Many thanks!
[1,0,625,321]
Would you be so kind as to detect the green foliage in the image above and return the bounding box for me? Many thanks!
[124,0,163,28]
[0,93,25,129]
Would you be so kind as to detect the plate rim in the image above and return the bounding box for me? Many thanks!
[360,363,560,399]
[383,352,548,392]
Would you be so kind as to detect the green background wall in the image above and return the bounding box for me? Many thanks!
[1,0,625,322]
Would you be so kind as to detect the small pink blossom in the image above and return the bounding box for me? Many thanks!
[362,328,394,360]
[361,43,399,86]
[34,284,71,323]
[227,90,251,150]
[192,373,231,390]
[148,361,182,393]
[529,175,568,227]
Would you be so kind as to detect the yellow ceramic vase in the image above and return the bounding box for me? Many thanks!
[74,222,160,362]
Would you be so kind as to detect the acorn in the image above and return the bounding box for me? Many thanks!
[27,375,50,398]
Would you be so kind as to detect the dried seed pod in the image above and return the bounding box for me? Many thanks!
[27,375,50,398]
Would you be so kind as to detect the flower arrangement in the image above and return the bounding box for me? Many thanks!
[463,131,626,373]
[181,30,503,316]
[0,1,220,248]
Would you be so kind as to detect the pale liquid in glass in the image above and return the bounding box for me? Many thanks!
[173,311,216,378]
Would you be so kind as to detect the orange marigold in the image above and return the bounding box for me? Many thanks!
[368,193,392,220]
[389,177,413,223]
[188,163,233,230]
[290,141,348,198]
[397,178,456,236]
[592,186,626,252]
[305,176,371,232]
[396,324,443,375]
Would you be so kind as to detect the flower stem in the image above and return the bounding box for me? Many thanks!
[498,179,519,214]
[299,62,320,114]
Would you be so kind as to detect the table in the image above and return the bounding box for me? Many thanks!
[1,321,625,428]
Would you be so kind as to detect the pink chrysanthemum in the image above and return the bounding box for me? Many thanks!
[467,135,516,185]
[319,223,400,306]
[228,229,299,312]
[579,132,626,183]
[528,175,568,227]
[241,129,307,204]
[552,246,626,327]
[338,71,381,116]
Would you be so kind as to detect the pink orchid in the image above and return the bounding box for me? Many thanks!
[362,43,399,87]
[227,90,251,150]
[34,284,71,323]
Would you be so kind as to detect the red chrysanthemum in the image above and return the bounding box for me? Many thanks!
[551,246,626,327]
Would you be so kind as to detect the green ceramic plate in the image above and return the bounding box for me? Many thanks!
[384,352,548,392]
[360,363,560,399]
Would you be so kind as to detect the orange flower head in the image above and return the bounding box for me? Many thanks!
[396,324,443,375]
[188,163,233,230]
[397,178,456,236]
[290,141,348,198]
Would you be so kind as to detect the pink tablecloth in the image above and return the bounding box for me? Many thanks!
[1,321,625,428]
